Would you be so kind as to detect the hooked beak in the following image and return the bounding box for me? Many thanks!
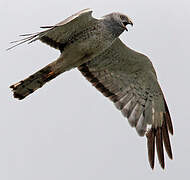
[122,19,133,31]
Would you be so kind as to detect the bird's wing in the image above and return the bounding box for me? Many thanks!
[7,8,97,50]
[78,38,173,169]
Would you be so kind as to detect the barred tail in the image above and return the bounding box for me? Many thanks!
[10,63,60,100]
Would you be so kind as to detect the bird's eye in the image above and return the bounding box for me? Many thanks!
[120,15,125,20]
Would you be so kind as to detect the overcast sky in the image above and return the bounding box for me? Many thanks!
[1,0,190,179]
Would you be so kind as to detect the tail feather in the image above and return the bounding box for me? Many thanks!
[10,65,59,100]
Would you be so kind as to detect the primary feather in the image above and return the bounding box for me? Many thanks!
[78,39,173,169]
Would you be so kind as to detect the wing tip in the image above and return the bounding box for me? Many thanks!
[146,128,155,170]
[163,113,173,160]
[164,99,174,135]
[146,114,173,169]
[155,127,165,169]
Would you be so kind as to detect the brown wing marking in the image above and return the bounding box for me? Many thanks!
[78,63,118,102]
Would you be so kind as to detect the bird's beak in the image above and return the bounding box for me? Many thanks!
[122,19,133,31]
[127,16,133,26]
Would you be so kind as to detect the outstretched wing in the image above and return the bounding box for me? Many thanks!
[7,8,97,50]
[78,38,173,169]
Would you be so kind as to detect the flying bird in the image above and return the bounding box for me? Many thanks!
[9,8,173,169]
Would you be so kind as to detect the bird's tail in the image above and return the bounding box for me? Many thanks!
[10,61,62,100]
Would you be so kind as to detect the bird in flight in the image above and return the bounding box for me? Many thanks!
[9,8,173,169]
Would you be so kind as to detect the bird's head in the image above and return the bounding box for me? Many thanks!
[115,13,133,31]
[102,12,133,37]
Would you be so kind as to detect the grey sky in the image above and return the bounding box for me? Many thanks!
[1,0,190,179]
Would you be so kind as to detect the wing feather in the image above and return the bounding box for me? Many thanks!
[78,38,173,169]
[146,128,155,169]
[7,8,97,50]
[156,127,165,169]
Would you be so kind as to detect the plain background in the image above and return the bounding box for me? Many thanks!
[1,0,190,179]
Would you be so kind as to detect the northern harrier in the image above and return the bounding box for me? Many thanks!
[9,9,173,169]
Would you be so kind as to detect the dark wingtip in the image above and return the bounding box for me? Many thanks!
[146,128,155,169]
[164,99,174,135]
[146,120,173,170]
[156,127,165,169]
[165,112,174,135]
[162,115,173,160]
